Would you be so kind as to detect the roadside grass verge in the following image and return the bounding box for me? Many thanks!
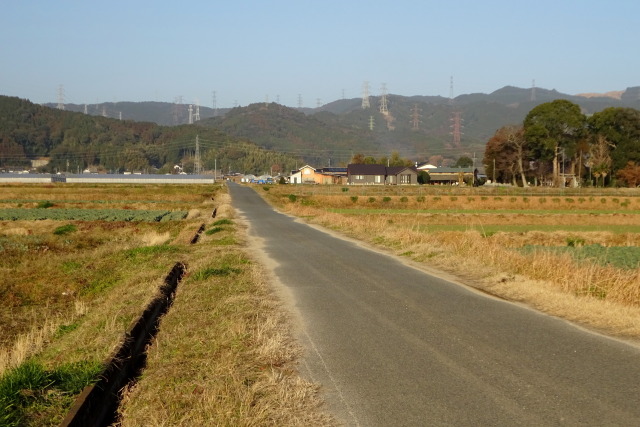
[116,192,333,426]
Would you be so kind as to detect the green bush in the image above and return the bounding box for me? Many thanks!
[416,196,425,202]
[53,224,77,235]
[36,201,54,209]
[368,197,376,203]
[341,187,349,192]
[350,196,358,203]
[287,194,297,203]
[400,196,408,203]
[382,197,391,203]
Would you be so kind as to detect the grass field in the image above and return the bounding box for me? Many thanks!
[261,184,640,340]
[0,183,330,426]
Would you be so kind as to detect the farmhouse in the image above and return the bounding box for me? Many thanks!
[289,165,347,184]
[347,164,418,185]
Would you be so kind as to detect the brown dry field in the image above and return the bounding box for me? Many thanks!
[261,184,640,342]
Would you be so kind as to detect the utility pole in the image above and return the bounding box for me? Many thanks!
[194,135,201,175]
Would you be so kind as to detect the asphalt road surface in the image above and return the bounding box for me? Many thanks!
[228,183,640,426]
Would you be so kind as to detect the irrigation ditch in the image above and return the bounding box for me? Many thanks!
[60,222,207,426]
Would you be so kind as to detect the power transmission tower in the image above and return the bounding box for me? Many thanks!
[211,91,218,116]
[57,85,65,110]
[368,115,375,130]
[297,94,303,109]
[194,101,200,122]
[194,135,201,174]
[361,81,370,109]
[379,83,388,115]
[531,79,536,102]
[316,98,322,108]
[83,104,88,114]
[411,104,421,130]
[188,104,194,124]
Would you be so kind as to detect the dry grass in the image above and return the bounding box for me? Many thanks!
[117,189,334,426]
[263,185,640,340]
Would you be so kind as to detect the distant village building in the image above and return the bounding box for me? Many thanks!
[347,164,418,185]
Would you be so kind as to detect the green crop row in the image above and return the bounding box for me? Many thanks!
[0,208,187,222]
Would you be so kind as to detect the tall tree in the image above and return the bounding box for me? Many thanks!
[523,100,586,186]
[588,107,640,173]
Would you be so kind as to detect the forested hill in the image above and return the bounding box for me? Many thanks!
[25,85,640,167]
[0,96,299,175]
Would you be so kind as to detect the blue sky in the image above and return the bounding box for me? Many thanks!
[1,0,638,108]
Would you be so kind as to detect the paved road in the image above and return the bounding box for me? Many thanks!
[229,183,640,426]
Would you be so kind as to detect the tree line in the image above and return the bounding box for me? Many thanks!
[483,100,640,187]
[0,96,300,175]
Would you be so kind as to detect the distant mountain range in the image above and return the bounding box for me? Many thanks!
[44,85,640,165]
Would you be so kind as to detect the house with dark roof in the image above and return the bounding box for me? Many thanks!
[347,164,418,185]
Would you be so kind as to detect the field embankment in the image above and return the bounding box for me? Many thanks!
[0,183,331,426]
[260,184,640,340]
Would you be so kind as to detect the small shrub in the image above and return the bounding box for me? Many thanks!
[509,197,517,203]
[578,197,586,203]
[522,197,529,203]
[552,198,561,203]
[53,224,77,235]
[612,198,619,204]
[481,196,488,201]
[539,197,547,204]
[36,201,54,209]
[382,197,391,203]
[566,237,586,247]
[450,196,458,201]
[400,196,408,203]
[350,196,359,203]
[433,196,441,201]
[262,186,270,191]
[213,218,233,226]
[601,198,607,204]
[565,198,575,203]
[416,196,425,202]
[368,197,376,203]
[493,197,502,201]
[341,187,349,192]
[287,194,297,203]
